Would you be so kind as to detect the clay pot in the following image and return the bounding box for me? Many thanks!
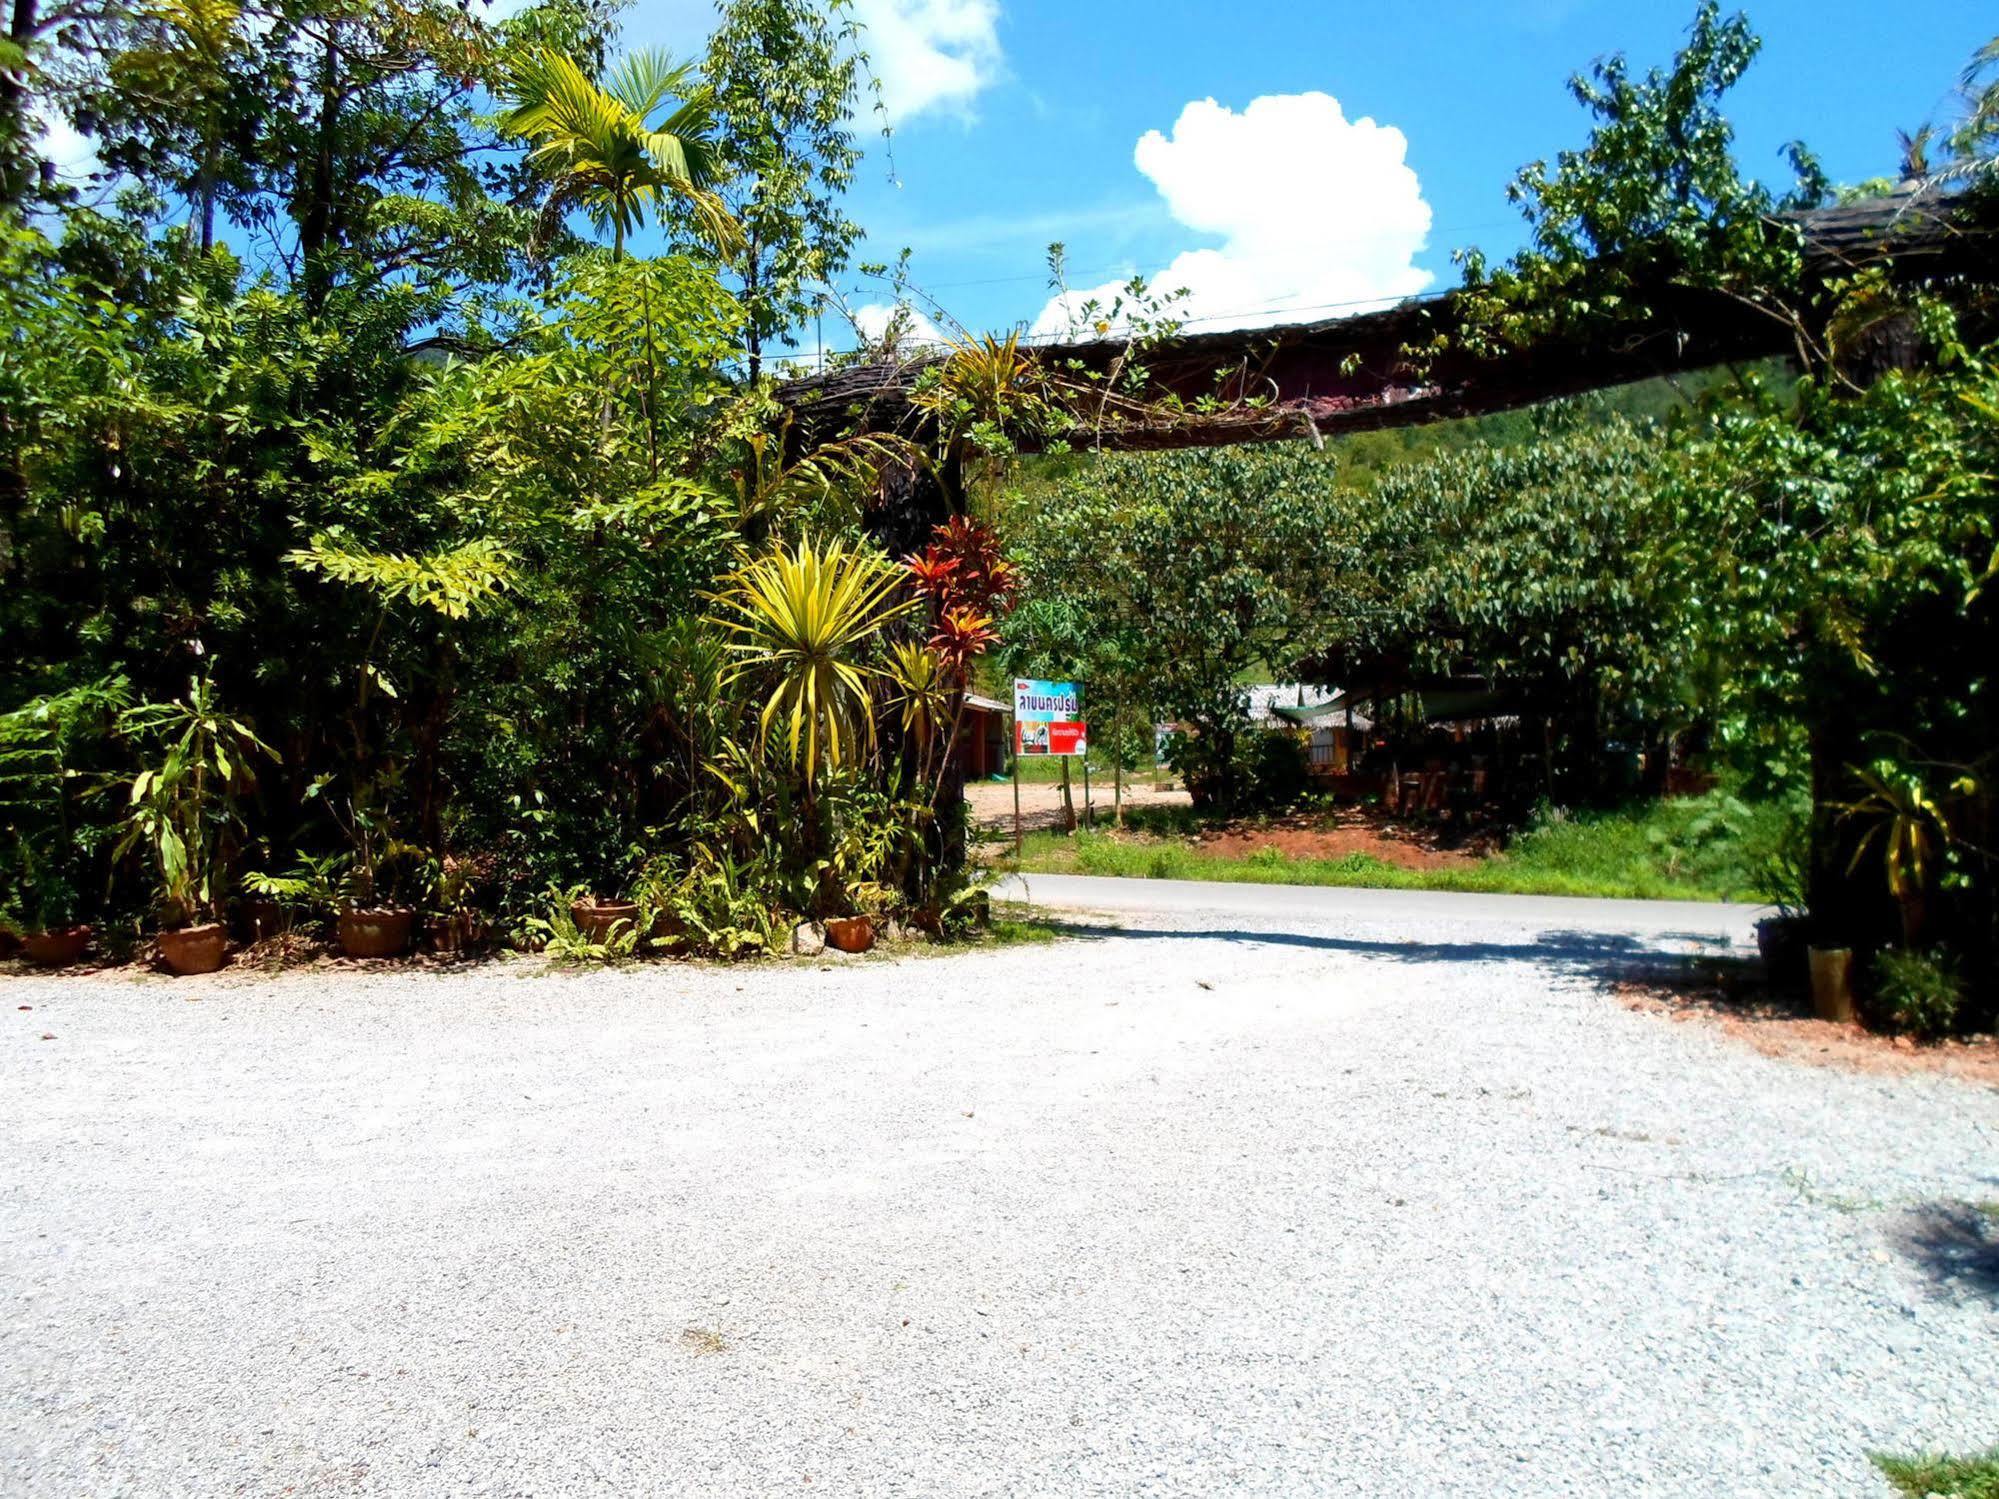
[22,925,91,968]
[426,911,485,955]
[337,907,415,959]
[571,898,640,945]
[159,923,228,976]
[0,926,19,959]
[1808,946,1857,1025]
[824,915,875,954]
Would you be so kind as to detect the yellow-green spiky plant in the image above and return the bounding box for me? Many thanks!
[711,535,913,786]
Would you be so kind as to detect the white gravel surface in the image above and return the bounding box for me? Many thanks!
[2,887,1996,1498]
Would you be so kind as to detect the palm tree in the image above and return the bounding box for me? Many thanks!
[498,48,738,260]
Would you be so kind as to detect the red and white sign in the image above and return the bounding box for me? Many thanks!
[1017,720,1087,758]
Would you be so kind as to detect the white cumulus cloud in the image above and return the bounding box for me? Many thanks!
[850,301,947,353]
[1034,91,1433,338]
[849,0,1002,123]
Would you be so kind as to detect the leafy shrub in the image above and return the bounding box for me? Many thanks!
[1867,948,1965,1041]
[527,885,642,965]
[1240,731,1312,812]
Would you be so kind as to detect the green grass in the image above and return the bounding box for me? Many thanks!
[983,902,1071,946]
[1003,789,1801,905]
[1874,1449,1999,1498]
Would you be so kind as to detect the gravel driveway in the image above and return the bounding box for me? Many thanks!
[2,892,1995,1497]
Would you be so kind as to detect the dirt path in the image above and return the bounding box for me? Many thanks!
[964,777,1190,834]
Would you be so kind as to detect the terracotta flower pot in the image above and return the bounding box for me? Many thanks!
[22,925,91,968]
[159,922,228,976]
[426,911,485,954]
[571,899,639,945]
[824,915,875,954]
[337,907,415,959]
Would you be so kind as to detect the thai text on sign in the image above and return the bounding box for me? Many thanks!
[1013,679,1086,757]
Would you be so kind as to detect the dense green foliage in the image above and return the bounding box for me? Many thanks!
[1001,446,1353,812]
[0,0,1008,957]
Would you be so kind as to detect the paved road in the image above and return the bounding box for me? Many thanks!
[4,891,1993,1498]
[995,872,1767,954]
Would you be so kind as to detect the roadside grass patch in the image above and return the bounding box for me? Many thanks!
[1873,1449,1999,1498]
[985,903,1069,947]
[1012,788,1801,904]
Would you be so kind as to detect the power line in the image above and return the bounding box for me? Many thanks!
[870,218,1518,294]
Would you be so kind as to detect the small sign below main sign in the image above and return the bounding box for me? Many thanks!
[1013,679,1086,757]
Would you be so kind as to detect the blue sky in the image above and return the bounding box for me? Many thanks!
[623,0,1989,358]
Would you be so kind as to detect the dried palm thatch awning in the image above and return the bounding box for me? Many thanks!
[777,190,1995,454]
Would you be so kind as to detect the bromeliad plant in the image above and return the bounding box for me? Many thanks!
[116,673,278,930]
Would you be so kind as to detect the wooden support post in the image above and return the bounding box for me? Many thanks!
[1012,736,1022,862]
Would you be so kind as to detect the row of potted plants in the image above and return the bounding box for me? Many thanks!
[3,846,904,973]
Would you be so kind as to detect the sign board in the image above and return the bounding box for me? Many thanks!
[1013,678,1086,757]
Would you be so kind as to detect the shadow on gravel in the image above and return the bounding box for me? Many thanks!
[1030,920,1735,983]
[1891,1202,1999,1300]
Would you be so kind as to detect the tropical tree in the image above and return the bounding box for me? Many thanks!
[694,0,870,378]
[103,0,247,249]
[500,47,737,260]
[1009,447,1355,813]
[1454,1,1827,369]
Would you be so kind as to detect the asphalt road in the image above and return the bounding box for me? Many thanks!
[994,872,1767,955]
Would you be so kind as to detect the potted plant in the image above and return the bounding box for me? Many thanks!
[826,879,892,955]
[1,680,129,968]
[314,770,424,959]
[4,858,93,967]
[117,675,278,977]
[571,890,642,946]
[239,852,343,946]
[423,854,487,954]
[823,912,875,953]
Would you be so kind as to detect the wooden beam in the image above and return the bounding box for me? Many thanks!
[777,191,1995,454]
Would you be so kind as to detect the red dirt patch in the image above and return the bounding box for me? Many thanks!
[1195,809,1494,871]
[1617,977,1999,1086]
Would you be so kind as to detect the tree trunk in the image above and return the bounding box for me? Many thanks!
[1806,710,1891,953]
[0,0,40,210]
[301,33,340,317]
